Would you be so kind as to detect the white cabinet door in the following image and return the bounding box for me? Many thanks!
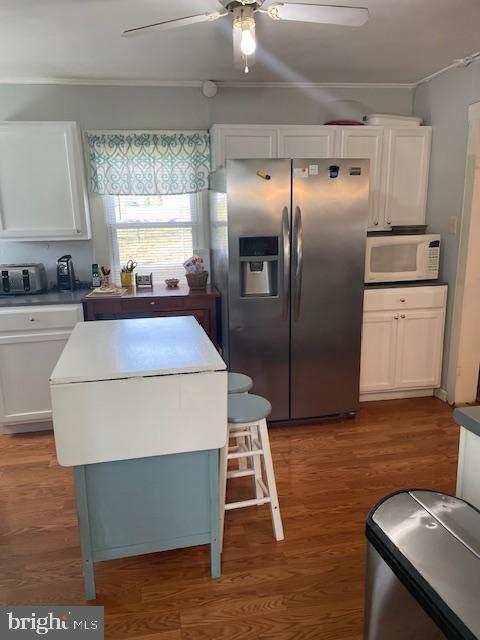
[382,127,432,228]
[277,126,337,158]
[360,311,398,393]
[0,330,72,424]
[338,127,384,230]
[394,309,445,389]
[210,126,278,170]
[0,122,91,240]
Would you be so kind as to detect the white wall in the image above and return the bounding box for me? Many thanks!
[0,83,413,282]
[413,60,480,390]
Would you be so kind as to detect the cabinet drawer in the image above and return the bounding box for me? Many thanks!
[364,286,447,312]
[0,304,82,333]
[120,298,185,313]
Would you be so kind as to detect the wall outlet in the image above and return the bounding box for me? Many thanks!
[449,216,458,235]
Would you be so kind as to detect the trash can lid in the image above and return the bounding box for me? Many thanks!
[366,490,480,640]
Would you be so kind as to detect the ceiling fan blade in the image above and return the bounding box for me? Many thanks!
[267,3,369,26]
[122,10,227,37]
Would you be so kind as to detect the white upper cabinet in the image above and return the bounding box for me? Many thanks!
[210,125,278,171]
[0,122,91,241]
[382,127,432,229]
[277,126,337,159]
[210,123,432,231]
[338,127,384,230]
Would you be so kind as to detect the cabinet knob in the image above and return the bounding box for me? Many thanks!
[400,314,406,319]
[394,314,399,320]
[29,317,35,322]
[374,221,379,226]
[76,229,81,234]
[150,301,155,306]
[400,298,406,303]
[386,220,392,225]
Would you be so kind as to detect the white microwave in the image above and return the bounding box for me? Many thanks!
[365,234,441,283]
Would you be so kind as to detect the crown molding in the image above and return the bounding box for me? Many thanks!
[0,76,416,89]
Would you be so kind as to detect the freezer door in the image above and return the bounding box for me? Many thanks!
[226,159,291,421]
[291,159,369,419]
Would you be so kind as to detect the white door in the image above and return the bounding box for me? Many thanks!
[277,126,337,158]
[360,311,398,393]
[210,126,278,170]
[338,127,384,230]
[383,127,432,228]
[0,331,71,424]
[394,309,445,389]
[0,122,91,240]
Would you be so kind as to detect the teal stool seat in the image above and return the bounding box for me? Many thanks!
[228,372,253,394]
[227,393,272,424]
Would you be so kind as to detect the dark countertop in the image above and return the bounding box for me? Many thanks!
[365,279,448,290]
[0,289,87,307]
[453,407,480,438]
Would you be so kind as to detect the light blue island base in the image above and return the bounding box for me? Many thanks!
[73,449,220,600]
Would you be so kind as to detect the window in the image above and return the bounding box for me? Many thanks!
[105,193,201,282]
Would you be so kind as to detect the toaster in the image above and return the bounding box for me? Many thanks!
[0,264,47,295]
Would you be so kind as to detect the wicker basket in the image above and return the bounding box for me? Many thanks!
[186,270,208,290]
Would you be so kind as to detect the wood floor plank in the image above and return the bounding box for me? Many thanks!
[0,397,458,639]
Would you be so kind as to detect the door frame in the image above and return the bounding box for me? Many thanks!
[447,101,480,404]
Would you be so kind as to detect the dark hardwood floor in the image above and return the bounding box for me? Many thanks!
[0,398,459,639]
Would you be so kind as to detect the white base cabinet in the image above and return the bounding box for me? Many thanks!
[210,124,431,231]
[360,286,447,400]
[0,304,83,433]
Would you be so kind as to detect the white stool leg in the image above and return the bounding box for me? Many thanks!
[250,422,264,500]
[219,443,228,552]
[257,419,284,541]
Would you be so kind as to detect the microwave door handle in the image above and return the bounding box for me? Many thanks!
[293,206,304,322]
[282,206,290,321]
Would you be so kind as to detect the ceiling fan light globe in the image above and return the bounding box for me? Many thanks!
[240,29,256,55]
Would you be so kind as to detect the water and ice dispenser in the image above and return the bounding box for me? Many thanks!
[239,236,278,297]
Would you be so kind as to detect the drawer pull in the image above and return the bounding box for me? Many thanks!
[150,301,155,306]
[400,314,406,319]
[29,317,36,322]
[394,314,399,320]
[400,298,406,303]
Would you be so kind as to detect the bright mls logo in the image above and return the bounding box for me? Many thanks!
[0,607,104,639]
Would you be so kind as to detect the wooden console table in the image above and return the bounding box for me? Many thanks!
[82,285,220,345]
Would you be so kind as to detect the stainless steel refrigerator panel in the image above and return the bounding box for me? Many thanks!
[290,159,369,419]
[226,159,292,421]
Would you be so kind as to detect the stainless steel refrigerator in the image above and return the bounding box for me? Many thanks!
[209,158,369,421]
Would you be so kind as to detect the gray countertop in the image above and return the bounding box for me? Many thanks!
[365,279,448,290]
[0,289,87,307]
[453,407,480,438]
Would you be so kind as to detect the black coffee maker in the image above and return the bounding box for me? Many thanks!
[57,255,76,290]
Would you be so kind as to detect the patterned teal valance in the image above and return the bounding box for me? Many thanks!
[86,130,210,195]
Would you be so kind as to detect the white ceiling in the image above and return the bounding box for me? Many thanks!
[0,0,479,84]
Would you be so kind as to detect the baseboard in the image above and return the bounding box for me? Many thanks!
[0,420,53,435]
[360,389,434,402]
[433,388,448,403]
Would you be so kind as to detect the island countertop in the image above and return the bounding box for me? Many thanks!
[51,315,226,385]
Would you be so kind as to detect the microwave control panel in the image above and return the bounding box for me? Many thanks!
[428,240,440,274]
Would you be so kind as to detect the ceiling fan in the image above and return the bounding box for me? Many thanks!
[122,1,369,74]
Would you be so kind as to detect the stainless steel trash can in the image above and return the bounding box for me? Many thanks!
[364,490,480,640]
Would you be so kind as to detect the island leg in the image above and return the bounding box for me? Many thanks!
[73,466,97,600]
[208,449,221,578]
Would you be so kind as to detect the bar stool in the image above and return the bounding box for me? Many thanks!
[227,372,253,470]
[219,393,284,549]
[227,372,253,394]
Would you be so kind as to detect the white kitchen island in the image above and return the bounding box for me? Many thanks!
[50,316,227,600]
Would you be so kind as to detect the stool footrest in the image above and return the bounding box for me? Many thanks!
[225,496,271,510]
[228,449,263,460]
[227,469,255,479]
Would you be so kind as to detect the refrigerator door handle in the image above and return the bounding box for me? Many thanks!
[282,206,290,320]
[293,206,304,321]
